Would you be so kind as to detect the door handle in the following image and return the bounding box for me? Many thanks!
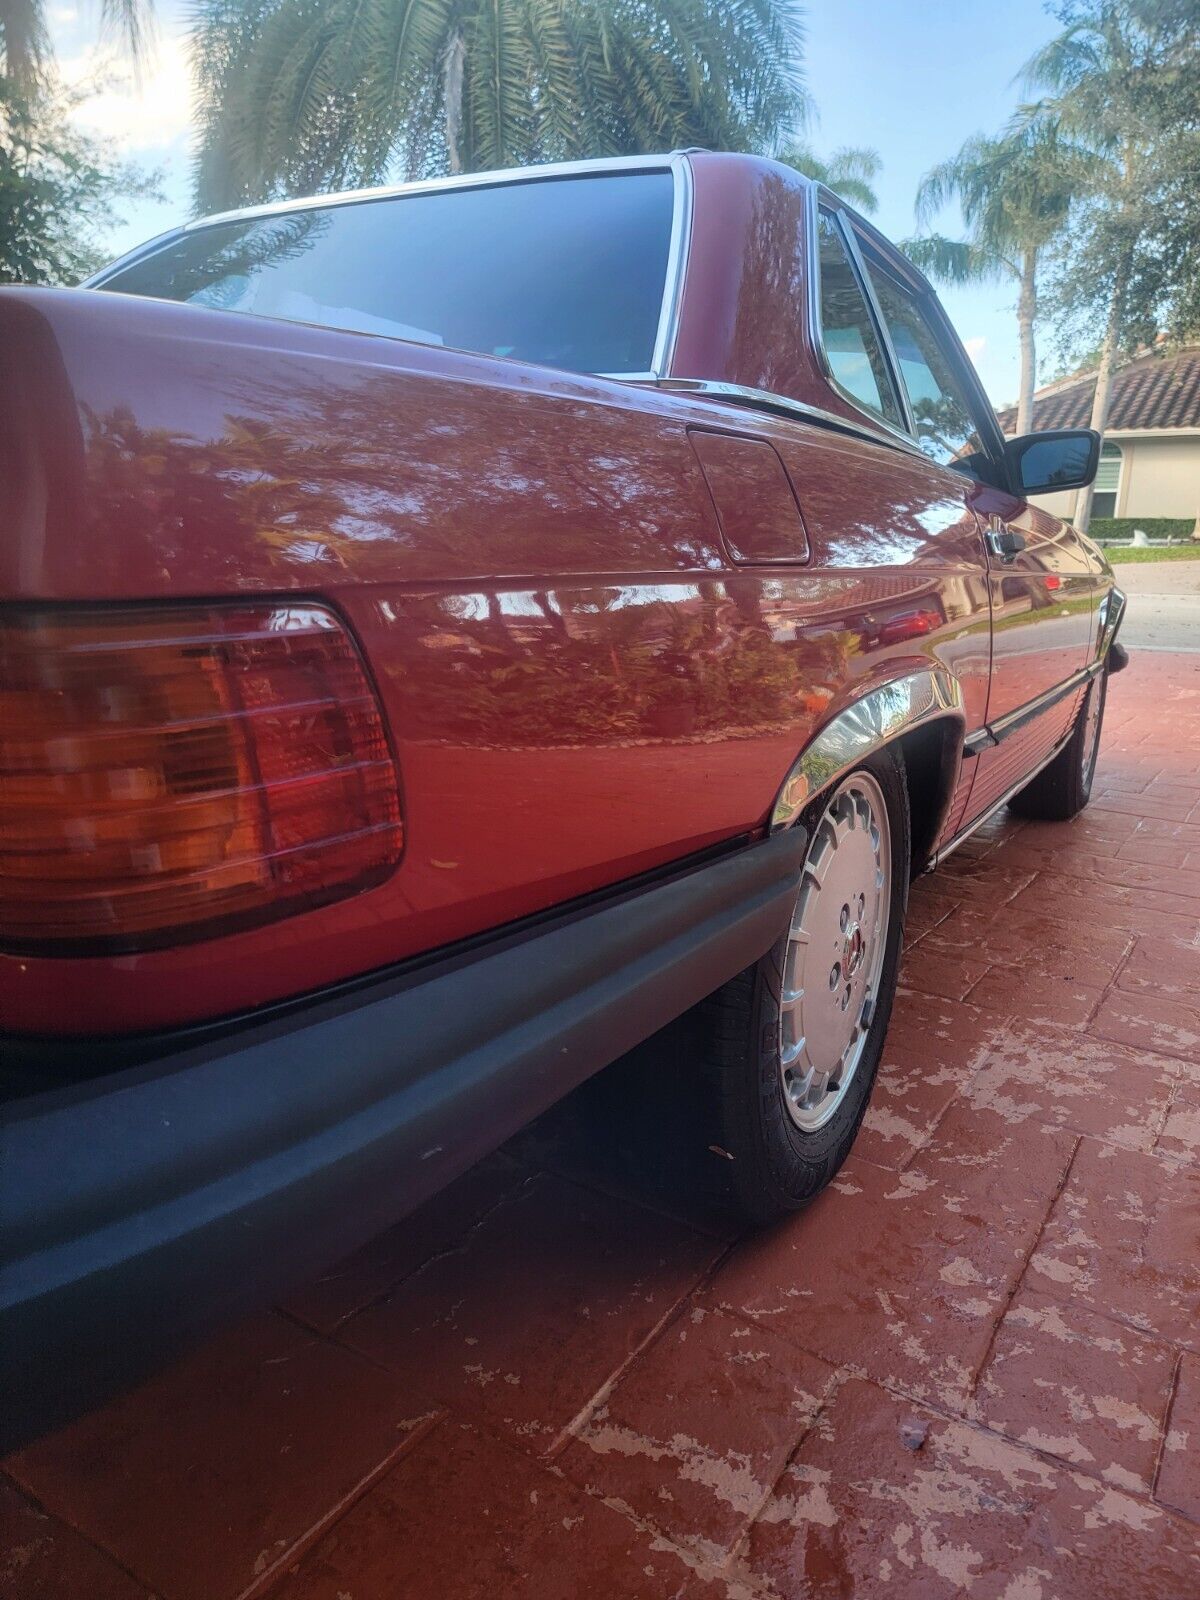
[987,518,1026,563]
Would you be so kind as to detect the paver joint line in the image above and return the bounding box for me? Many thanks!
[964,1131,1084,1403]
[1153,1351,1187,1503]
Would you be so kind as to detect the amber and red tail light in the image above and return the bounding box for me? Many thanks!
[0,602,403,955]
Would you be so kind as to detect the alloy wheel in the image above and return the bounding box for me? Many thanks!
[780,770,892,1132]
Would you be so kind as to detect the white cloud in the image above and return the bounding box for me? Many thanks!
[963,336,987,360]
[59,29,194,153]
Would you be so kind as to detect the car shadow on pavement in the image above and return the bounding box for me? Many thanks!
[504,1010,742,1241]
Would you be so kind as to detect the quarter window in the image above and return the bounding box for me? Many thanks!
[815,211,903,428]
[864,261,988,473]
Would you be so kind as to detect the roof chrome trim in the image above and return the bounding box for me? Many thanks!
[180,152,685,231]
[770,669,965,831]
[86,152,693,386]
[651,378,929,460]
[653,154,693,377]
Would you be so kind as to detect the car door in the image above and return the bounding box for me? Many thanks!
[853,242,1097,829]
[967,483,1105,724]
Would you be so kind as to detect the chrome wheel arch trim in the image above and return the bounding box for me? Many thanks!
[770,668,966,833]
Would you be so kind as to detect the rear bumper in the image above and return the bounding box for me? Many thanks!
[0,828,805,1448]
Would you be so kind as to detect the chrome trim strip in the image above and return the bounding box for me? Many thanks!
[82,225,189,287]
[183,152,683,230]
[770,669,965,831]
[653,155,693,378]
[652,379,928,460]
[987,661,1101,746]
[1097,585,1127,663]
[930,725,1075,869]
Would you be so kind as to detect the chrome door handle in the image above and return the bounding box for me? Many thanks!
[987,518,1026,563]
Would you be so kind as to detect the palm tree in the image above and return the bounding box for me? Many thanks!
[189,0,808,214]
[0,0,153,84]
[904,118,1088,436]
[776,142,881,213]
[1021,0,1198,530]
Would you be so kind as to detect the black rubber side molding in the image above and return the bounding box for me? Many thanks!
[0,827,806,1448]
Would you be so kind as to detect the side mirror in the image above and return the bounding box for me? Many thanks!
[1005,429,1100,496]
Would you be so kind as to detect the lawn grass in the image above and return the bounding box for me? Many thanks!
[1100,544,1200,564]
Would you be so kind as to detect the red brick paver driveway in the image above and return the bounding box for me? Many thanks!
[6,652,1199,1600]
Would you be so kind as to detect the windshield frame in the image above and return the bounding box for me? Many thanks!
[85,154,694,383]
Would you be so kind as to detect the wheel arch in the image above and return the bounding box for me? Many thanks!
[770,668,965,874]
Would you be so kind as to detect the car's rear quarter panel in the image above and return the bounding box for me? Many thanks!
[1,287,990,1036]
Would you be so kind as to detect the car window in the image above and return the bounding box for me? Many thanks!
[862,261,989,474]
[97,172,675,377]
[815,211,904,428]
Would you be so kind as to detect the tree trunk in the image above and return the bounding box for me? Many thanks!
[1015,250,1038,438]
[0,1,39,87]
[1073,285,1122,534]
[1076,144,1137,535]
[442,32,466,175]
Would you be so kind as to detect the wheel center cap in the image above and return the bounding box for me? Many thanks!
[843,925,864,977]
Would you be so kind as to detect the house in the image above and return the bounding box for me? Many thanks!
[996,344,1200,526]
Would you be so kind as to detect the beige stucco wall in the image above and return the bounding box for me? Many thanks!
[1116,436,1200,518]
[1029,433,1200,523]
[1030,485,1076,518]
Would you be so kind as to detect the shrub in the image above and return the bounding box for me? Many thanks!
[1090,517,1198,543]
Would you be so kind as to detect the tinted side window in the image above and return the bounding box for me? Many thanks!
[863,262,987,472]
[815,211,903,427]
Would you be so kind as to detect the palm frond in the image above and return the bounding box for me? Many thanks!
[99,0,157,70]
[900,233,1006,287]
[189,0,810,203]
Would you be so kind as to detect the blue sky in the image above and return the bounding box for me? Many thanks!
[51,0,1061,407]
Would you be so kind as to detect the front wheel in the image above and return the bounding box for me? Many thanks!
[1008,668,1107,822]
[695,749,909,1224]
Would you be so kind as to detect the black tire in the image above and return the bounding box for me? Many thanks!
[694,746,910,1225]
[1008,669,1108,822]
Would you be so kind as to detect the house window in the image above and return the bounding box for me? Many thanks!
[1092,442,1122,517]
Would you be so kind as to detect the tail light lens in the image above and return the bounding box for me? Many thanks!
[0,602,403,954]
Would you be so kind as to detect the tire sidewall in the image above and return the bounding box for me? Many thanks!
[1080,670,1108,801]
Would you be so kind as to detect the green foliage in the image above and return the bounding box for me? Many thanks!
[1025,0,1200,359]
[776,142,881,213]
[904,116,1092,288]
[900,234,998,286]
[0,74,160,284]
[1104,541,1200,561]
[1091,516,1197,540]
[189,0,810,214]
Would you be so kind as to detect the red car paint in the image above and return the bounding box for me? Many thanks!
[0,153,1112,1037]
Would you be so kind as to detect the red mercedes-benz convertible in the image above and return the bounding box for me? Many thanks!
[0,151,1126,1441]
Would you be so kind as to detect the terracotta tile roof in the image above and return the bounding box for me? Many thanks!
[996,346,1200,435]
